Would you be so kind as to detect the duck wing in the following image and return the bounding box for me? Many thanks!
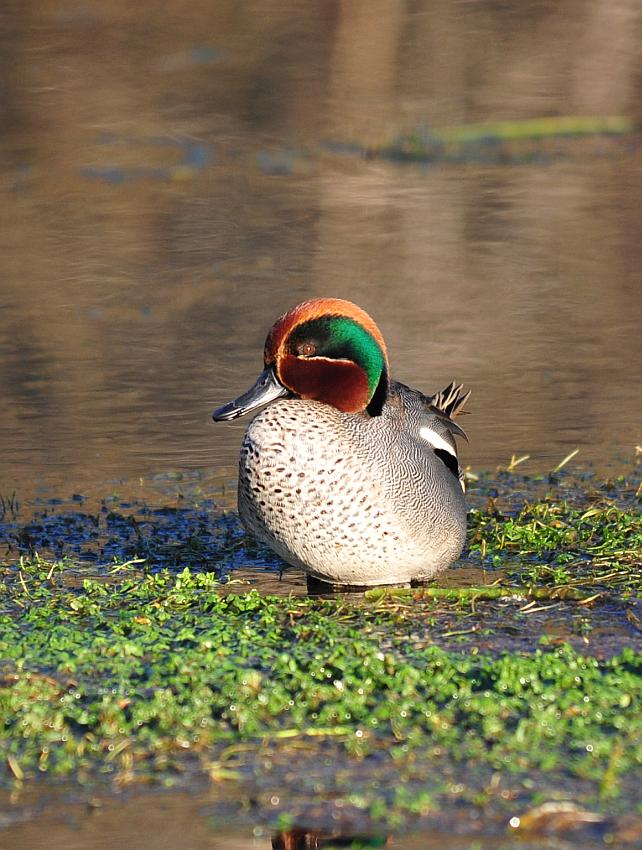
[393,380,470,490]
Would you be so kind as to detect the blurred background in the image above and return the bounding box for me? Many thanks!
[1,0,641,502]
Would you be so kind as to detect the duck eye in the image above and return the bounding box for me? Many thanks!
[297,342,316,357]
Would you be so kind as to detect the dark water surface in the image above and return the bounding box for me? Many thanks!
[1,1,642,848]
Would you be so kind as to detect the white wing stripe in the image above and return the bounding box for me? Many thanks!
[419,425,457,458]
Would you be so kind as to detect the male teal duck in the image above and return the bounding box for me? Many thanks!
[213,298,470,588]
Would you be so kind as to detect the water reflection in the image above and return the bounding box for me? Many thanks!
[0,1,641,503]
[272,830,387,849]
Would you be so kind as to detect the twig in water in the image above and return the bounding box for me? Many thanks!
[552,448,579,473]
[505,454,530,472]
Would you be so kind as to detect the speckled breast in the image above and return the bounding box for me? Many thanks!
[237,398,466,586]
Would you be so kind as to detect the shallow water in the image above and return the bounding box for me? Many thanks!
[1,2,642,847]
[1,1,641,506]
[2,765,641,850]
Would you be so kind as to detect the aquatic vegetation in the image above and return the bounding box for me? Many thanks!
[1,562,641,790]
[0,469,640,836]
[469,494,642,595]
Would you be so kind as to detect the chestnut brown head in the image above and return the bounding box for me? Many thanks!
[213,298,389,421]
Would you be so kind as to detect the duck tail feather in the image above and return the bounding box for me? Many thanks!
[431,381,471,419]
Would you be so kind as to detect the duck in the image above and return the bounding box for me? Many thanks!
[212,297,470,589]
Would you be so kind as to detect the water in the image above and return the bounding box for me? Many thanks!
[1,2,642,847]
[1,1,641,504]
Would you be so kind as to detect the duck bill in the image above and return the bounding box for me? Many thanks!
[212,366,290,421]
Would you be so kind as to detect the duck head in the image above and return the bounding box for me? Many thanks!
[212,298,390,421]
